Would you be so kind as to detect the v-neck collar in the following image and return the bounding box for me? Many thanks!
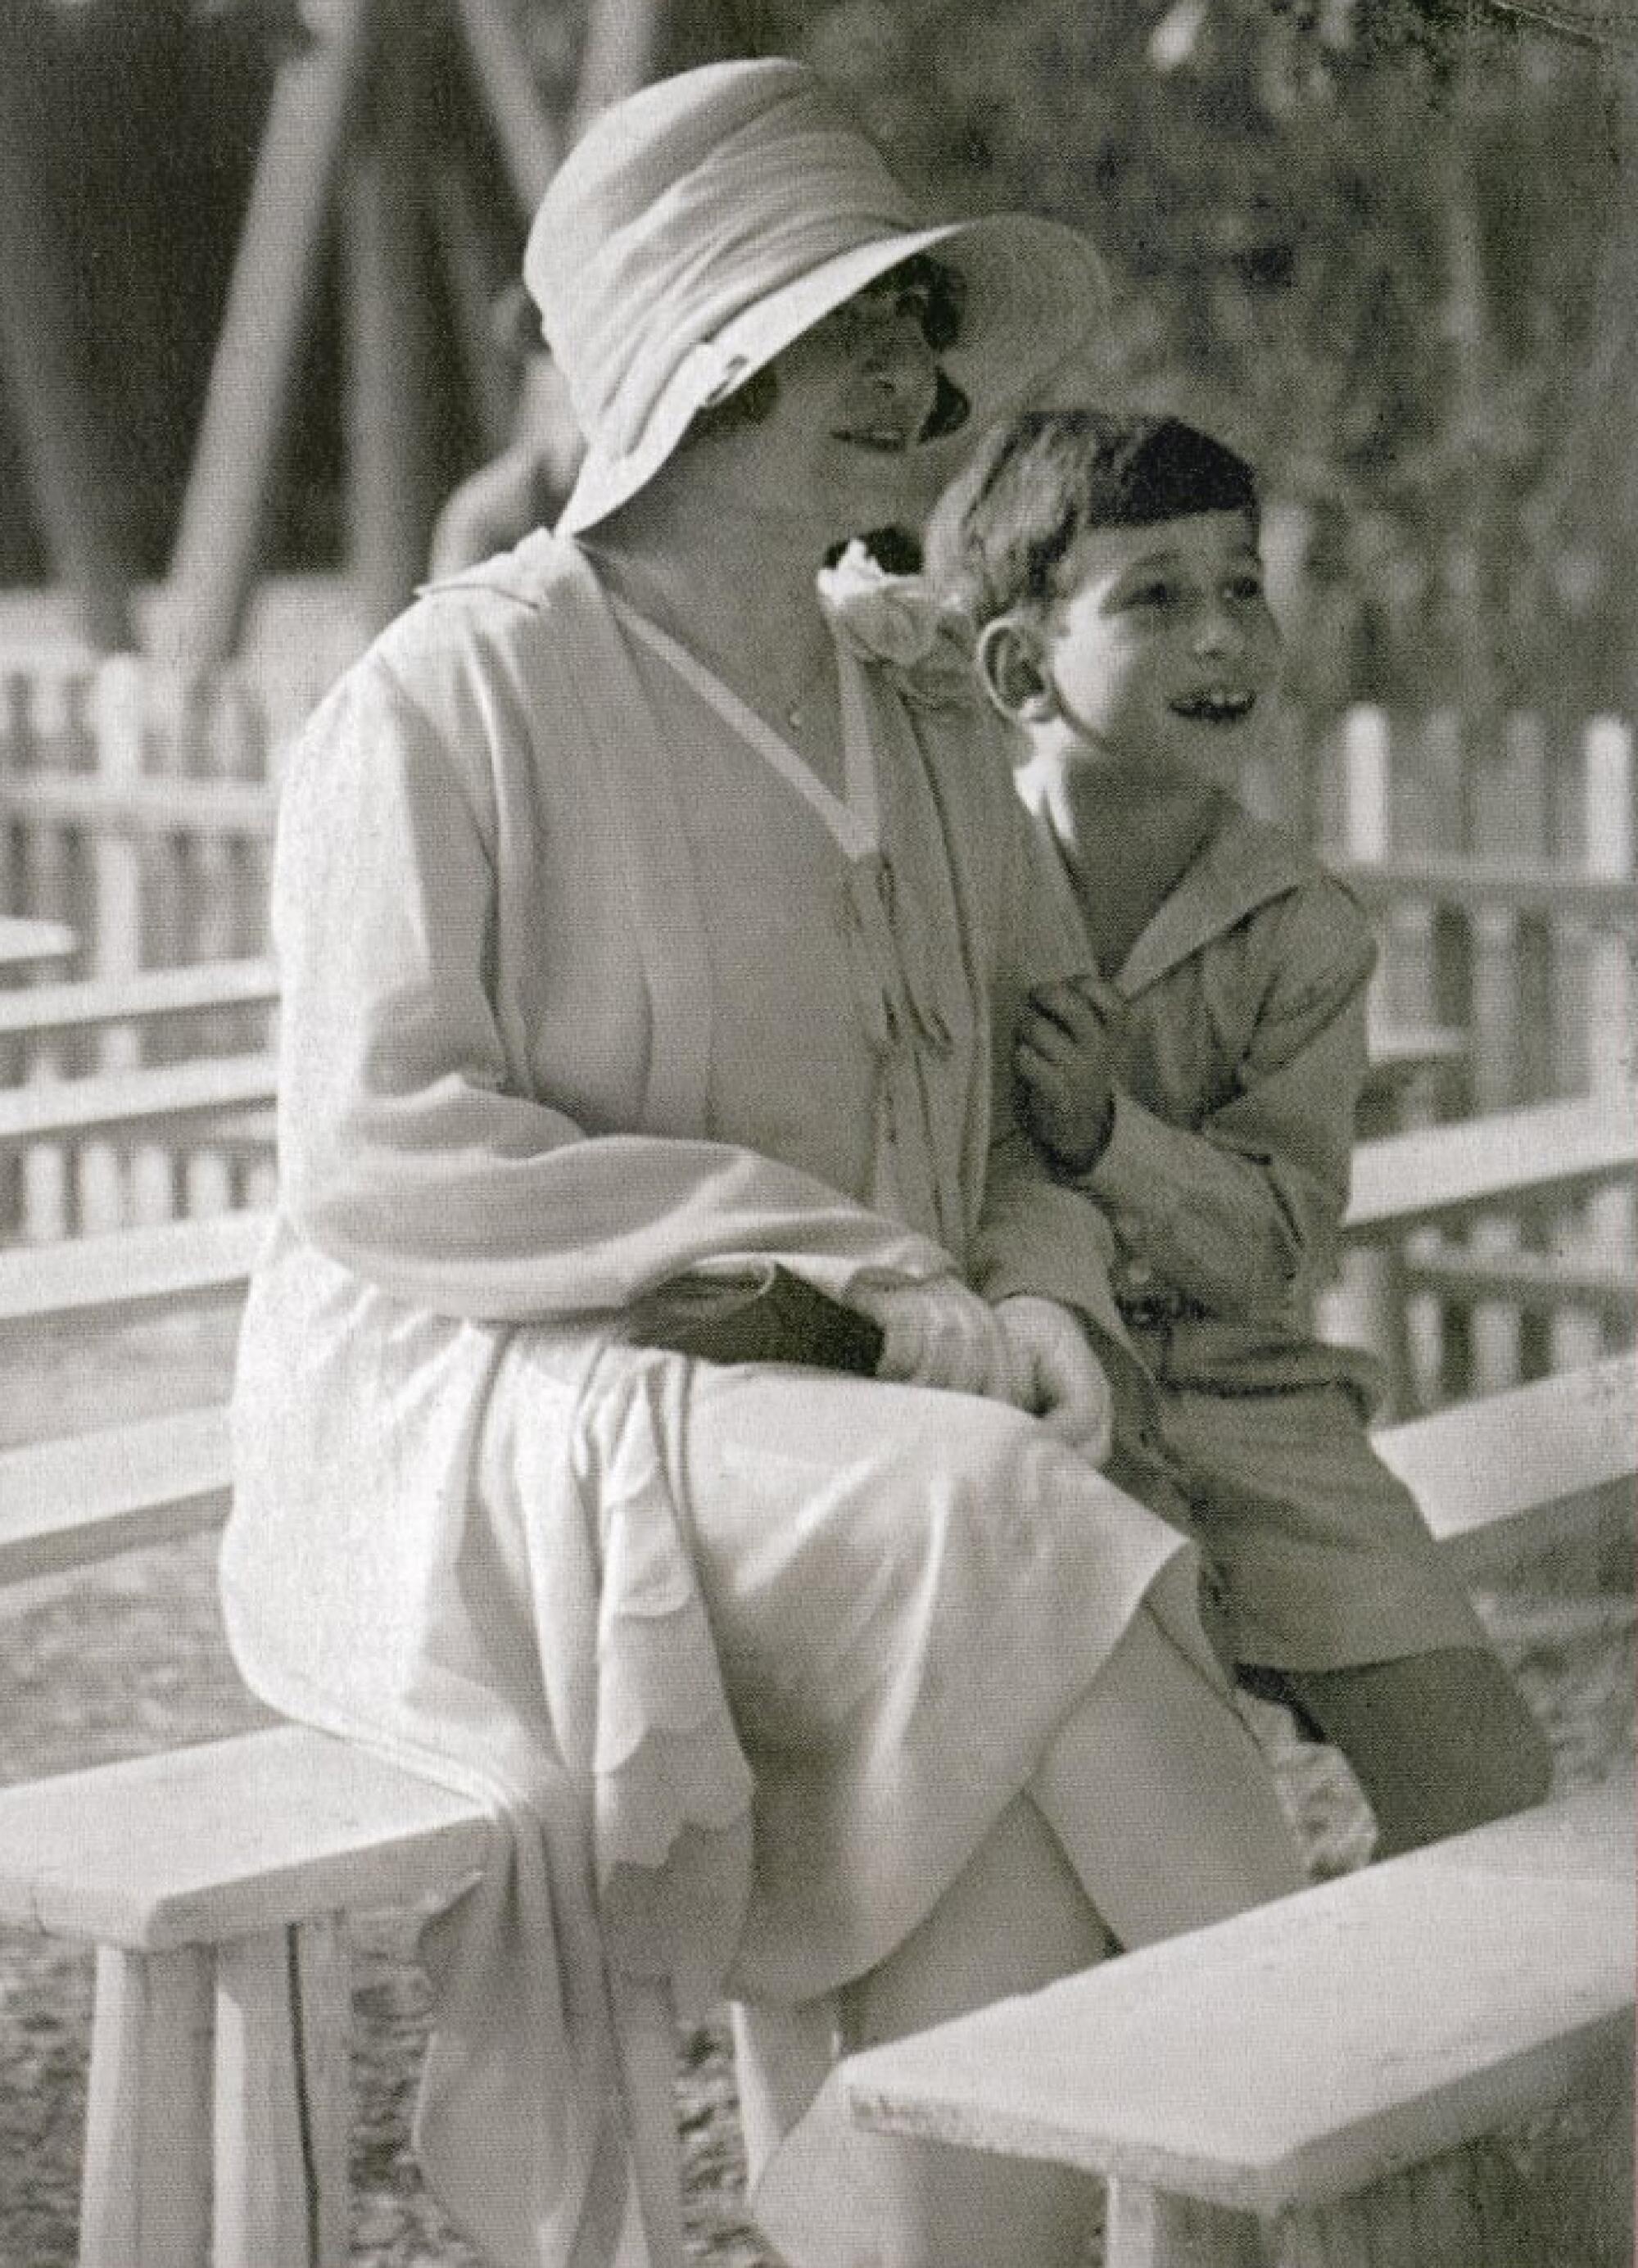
[609,592,882,862]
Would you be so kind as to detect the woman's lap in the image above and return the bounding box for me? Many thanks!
[675,1361,1188,1994]
[681,1362,1179,1744]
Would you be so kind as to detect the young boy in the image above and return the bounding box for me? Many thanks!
[926,408,1550,1856]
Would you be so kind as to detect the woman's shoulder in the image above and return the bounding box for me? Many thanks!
[369,528,598,682]
[283,533,610,828]
[293,531,620,772]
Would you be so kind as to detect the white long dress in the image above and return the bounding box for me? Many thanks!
[223,530,1207,2268]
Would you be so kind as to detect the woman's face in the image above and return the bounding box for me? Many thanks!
[695,273,955,536]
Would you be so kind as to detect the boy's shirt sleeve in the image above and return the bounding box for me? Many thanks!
[1079,878,1376,1325]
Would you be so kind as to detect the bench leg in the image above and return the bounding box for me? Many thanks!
[214,1916,351,2268]
[609,1969,687,2267]
[292,1913,352,2268]
[1106,2179,1265,2267]
[79,1944,214,2268]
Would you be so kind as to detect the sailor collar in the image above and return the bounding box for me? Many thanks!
[1021,775,1325,998]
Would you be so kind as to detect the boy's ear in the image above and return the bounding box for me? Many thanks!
[975,615,1057,725]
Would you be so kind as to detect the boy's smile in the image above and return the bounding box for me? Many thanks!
[1034,508,1280,785]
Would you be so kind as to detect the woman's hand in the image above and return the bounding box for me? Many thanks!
[1015,971,1125,1175]
[851,1277,1020,1401]
[851,1282,1114,1464]
[993,1295,1114,1464]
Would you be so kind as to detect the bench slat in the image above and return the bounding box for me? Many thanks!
[1363,1021,1468,1075]
[1336,854,1636,928]
[842,1777,1635,2220]
[0,772,277,837]
[0,1097,1622,1324]
[0,1722,495,1950]
[1397,1243,1636,1323]
[1375,1350,1637,1578]
[0,1050,278,1148]
[1345,1093,1633,1236]
[0,1209,268,1332]
[0,1406,232,1582]
[1,1351,1629,1598]
[0,957,278,1043]
[0,913,78,972]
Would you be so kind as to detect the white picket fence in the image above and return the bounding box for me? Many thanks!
[1,641,1632,1406]
[0,587,347,1240]
[1317,707,1634,1406]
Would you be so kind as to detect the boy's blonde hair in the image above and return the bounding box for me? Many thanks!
[925,408,1260,629]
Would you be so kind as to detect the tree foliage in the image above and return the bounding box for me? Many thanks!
[8,0,1633,722]
[755,0,1636,726]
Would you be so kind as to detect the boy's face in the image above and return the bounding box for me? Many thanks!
[1030,509,1279,786]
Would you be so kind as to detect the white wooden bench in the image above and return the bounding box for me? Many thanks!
[1,1091,1631,2265]
[0,1206,267,1335]
[0,955,278,1048]
[1336,852,1636,930]
[0,1731,496,2268]
[0,768,277,841]
[1343,1092,1633,1235]
[0,959,279,1238]
[1355,1017,1468,1141]
[0,911,79,975]
[0,1050,277,1150]
[5,1345,1629,1604]
[0,1048,277,1241]
[0,1083,1622,1369]
[1332,1088,1635,1411]
[0,1482,686,2263]
[842,1353,1637,2267]
[2,1356,1629,2264]
[844,1778,1632,2268]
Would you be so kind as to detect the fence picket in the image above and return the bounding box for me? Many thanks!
[15,660,92,1239]
[1324,705,1635,1410]
[79,659,147,1229]
[1334,708,1418,1409]
[1578,719,1636,1360]
[1464,720,1548,1391]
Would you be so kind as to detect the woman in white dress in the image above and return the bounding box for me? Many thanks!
[224,58,1305,2268]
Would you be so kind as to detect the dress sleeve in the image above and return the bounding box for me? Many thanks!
[271,651,954,1321]
[1083,880,1376,1322]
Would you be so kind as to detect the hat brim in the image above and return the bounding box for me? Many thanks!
[557,212,1107,536]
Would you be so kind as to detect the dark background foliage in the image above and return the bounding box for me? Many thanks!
[2,0,1633,722]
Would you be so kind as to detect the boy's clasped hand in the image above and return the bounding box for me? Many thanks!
[1016,969,1128,1176]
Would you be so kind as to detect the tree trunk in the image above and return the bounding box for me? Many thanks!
[571,0,777,138]
[0,5,136,650]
